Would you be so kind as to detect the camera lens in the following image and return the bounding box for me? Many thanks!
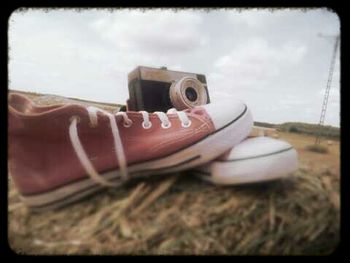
[169,77,208,110]
[185,87,198,102]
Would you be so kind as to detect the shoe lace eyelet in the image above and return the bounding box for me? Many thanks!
[123,119,133,128]
[161,121,171,129]
[181,120,192,128]
[142,121,152,129]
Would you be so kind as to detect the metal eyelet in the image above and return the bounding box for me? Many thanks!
[161,121,172,129]
[123,119,133,128]
[181,120,192,128]
[142,121,152,129]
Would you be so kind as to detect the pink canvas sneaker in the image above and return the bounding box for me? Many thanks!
[8,93,253,210]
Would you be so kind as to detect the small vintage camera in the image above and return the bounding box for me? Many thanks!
[126,66,210,112]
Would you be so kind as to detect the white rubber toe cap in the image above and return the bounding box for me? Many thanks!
[200,98,248,130]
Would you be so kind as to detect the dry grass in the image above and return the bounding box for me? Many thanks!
[8,91,340,255]
[305,144,329,154]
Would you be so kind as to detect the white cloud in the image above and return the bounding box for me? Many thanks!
[90,10,206,54]
[214,38,306,74]
[211,37,307,92]
[278,94,311,106]
[226,9,274,28]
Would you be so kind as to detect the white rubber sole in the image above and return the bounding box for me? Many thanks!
[193,145,298,185]
[20,105,253,211]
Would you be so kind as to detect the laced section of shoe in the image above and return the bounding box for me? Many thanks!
[68,106,192,187]
[167,108,192,128]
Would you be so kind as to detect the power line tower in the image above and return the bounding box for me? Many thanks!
[315,34,340,145]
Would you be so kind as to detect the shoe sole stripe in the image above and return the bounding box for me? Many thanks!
[218,146,294,163]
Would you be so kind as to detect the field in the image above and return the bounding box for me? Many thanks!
[8,92,340,255]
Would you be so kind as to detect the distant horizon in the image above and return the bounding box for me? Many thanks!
[8,88,340,128]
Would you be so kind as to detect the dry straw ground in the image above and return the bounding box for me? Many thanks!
[8,92,340,255]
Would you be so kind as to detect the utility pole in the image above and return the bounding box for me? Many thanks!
[315,34,340,145]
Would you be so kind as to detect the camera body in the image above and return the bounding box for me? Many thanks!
[127,66,210,112]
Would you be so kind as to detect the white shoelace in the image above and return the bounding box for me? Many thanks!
[68,107,191,187]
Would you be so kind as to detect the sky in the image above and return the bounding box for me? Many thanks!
[8,8,340,127]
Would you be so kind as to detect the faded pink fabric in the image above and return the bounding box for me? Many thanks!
[8,93,215,195]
